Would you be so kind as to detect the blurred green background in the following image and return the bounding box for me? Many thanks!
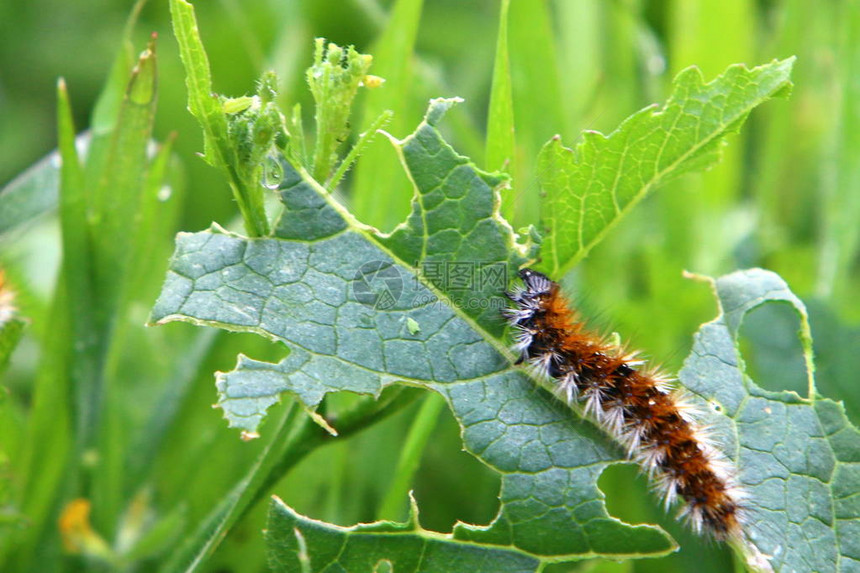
[1,0,858,571]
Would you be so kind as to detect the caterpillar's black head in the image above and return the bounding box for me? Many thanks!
[518,268,553,297]
[504,268,555,309]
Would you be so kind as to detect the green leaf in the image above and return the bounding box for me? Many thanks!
[266,496,541,572]
[537,58,795,276]
[377,98,536,336]
[680,268,860,572]
[151,99,675,563]
[168,0,222,143]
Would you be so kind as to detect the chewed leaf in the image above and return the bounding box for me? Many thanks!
[215,351,391,435]
[380,97,537,336]
[150,99,675,561]
[680,269,860,572]
[537,58,794,276]
[266,496,540,572]
[149,38,847,567]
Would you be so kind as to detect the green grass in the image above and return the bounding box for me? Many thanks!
[1,1,859,572]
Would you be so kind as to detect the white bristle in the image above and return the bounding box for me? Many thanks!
[527,352,556,380]
[555,372,579,404]
[634,444,667,474]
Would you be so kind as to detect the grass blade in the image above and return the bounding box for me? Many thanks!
[376,393,444,521]
[485,0,515,221]
[349,0,424,230]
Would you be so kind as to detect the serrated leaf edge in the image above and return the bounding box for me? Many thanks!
[542,58,796,276]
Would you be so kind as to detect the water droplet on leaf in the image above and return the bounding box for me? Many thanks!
[262,154,284,190]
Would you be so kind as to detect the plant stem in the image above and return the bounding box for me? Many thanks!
[326,110,393,190]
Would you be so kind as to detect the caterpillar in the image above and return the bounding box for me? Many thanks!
[504,268,746,540]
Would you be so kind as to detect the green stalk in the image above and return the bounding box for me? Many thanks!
[326,110,393,190]
[169,0,269,237]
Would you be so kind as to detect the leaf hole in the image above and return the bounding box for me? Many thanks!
[346,139,414,233]
[597,462,655,529]
[274,389,500,532]
[597,462,734,570]
[410,395,501,532]
[739,302,808,398]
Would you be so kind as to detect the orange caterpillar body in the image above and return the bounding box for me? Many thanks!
[504,268,745,539]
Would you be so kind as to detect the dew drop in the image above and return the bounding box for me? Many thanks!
[157,185,172,202]
[261,154,285,190]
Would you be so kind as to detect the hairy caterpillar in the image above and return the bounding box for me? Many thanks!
[504,268,746,540]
